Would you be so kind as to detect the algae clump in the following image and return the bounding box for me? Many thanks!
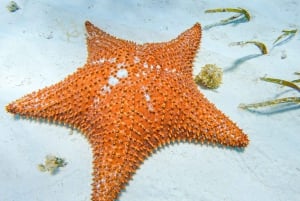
[7,1,20,12]
[195,64,223,89]
[38,155,67,174]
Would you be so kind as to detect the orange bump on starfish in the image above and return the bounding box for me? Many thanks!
[6,21,249,201]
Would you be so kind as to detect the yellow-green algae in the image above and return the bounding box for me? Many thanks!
[194,64,223,89]
[6,1,20,12]
[38,155,67,174]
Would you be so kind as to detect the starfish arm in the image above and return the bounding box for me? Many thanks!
[85,21,136,64]
[5,66,104,131]
[180,88,249,147]
[129,74,249,148]
[89,128,152,201]
[141,23,201,75]
[5,76,77,121]
[163,84,249,147]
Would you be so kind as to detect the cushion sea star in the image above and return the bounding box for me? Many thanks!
[6,21,249,201]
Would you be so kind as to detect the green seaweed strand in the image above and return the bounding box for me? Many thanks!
[239,97,300,109]
[240,75,300,110]
[273,29,298,44]
[260,77,300,92]
[205,7,251,21]
[230,41,268,54]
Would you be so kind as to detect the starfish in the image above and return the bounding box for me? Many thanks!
[6,21,249,201]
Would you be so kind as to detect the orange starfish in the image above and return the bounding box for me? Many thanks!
[6,21,249,201]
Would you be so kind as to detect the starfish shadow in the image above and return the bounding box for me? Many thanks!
[224,53,262,72]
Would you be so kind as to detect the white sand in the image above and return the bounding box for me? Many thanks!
[0,0,299,201]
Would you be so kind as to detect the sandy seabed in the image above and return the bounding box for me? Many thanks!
[0,1,299,201]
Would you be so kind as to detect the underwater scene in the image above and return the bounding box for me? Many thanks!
[0,0,299,201]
